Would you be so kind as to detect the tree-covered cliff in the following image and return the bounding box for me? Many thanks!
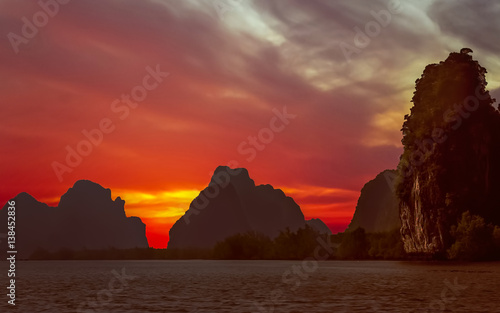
[396,49,500,258]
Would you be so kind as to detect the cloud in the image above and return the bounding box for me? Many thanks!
[1,0,499,246]
[428,0,500,55]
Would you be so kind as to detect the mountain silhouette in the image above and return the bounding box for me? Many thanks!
[347,170,400,233]
[0,180,148,258]
[306,218,333,235]
[168,166,329,249]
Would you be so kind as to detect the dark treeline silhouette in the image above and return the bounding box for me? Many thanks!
[213,225,327,259]
[26,226,407,260]
[334,228,405,260]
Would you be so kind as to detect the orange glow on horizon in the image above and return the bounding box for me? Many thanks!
[116,184,359,248]
[1,183,359,249]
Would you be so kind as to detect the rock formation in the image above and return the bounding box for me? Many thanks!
[397,50,500,256]
[168,166,316,249]
[347,170,400,233]
[0,180,148,258]
[306,218,332,235]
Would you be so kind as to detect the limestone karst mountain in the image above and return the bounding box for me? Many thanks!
[0,180,148,258]
[346,170,400,233]
[397,50,500,256]
[168,166,331,249]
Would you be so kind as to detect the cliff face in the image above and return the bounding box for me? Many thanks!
[0,180,148,258]
[347,170,400,233]
[168,166,309,249]
[399,175,442,254]
[397,50,500,256]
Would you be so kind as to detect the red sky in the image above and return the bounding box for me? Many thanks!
[1,0,499,248]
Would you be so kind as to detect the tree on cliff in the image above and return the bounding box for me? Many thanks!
[396,49,500,257]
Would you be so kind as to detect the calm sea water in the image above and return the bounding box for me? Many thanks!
[0,260,499,312]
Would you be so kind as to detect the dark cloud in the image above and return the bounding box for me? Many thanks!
[428,0,500,55]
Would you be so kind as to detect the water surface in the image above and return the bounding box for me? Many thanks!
[1,260,499,312]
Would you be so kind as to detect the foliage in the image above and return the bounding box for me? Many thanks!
[447,211,498,261]
[368,228,405,259]
[213,231,274,260]
[273,226,321,259]
[213,225,328,260]
[337,227,369,259]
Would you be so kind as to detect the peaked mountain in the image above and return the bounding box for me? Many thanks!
[306,218,333,235]
[346,170,400,233]
[0,180,148,258]
[168,166,328,249]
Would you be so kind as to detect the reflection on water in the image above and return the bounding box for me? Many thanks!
[0,260,499,312]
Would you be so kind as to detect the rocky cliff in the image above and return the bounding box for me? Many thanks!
[397,49,500,256]
[0,180,148,258]
[168,166,313,249]
[347,170,400,233]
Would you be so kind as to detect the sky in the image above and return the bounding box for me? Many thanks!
[1,0,500,248]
